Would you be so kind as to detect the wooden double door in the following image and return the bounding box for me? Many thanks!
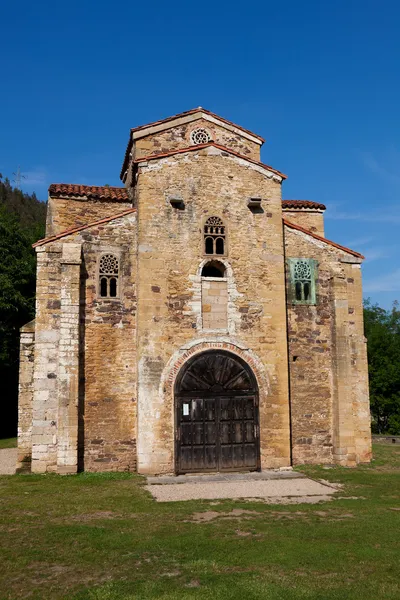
[175,351,260,474]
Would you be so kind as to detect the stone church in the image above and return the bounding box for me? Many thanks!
[17,107,372,475]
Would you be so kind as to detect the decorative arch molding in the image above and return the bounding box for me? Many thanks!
[197,257,233,278]
[160,339,270,401]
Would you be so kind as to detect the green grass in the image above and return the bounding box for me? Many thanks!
[0,437,17,449]
[0,445,399,600]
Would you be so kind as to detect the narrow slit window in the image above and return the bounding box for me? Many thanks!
[205,236,214,254]
[288,258,317,305]
[215,237,224,255]
[99,254,119,298]
[204,217,226,256]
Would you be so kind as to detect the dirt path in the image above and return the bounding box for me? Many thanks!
[146,474,338,502]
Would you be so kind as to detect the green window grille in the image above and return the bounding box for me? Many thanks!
[287,258,317,305]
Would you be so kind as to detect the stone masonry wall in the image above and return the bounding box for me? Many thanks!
[61,213,138,472]
[282,210,325,236]
[31,244,62,473]
[17,320,35,472]
[135,146,291,474]
[201,278,228,330]
[46,197,132,237]
[134,118,261,161]
[284,223,371,465]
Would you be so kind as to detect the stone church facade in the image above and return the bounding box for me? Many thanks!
[17,108,372,475]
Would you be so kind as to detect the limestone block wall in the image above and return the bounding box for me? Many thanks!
[31,244,62,473]
[17,320,35,472]
[284,224,371,466]
[282,210,325,236]
[133,118,261,161]
[46,197,131,237]
[60,213,138,472]
[135,147,291,474]
[57,244,82,473]
[201,278,228,330]
[331,260,372,465]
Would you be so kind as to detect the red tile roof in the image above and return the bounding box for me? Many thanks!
[283,218,364,259]
[134,142,287,180]
[33,209,136,248]
[49,184,130,202]
[282,200,326,210]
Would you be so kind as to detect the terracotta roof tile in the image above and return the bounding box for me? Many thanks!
[49,184,130,202]
[283,218,364,259]
[134,142,287,180]
[282,200,326,210]
[33,209,136,248]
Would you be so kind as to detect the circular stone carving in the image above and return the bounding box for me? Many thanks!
[294,260,311,280]
[190,128,211,145]
[99,254,119,275]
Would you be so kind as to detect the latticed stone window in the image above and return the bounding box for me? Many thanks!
[287,258,317,305]
[204,216,226,255]
[99,254,119,298]
[191,128,211,145]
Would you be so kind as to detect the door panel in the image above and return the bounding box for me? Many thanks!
[176,395,259,473]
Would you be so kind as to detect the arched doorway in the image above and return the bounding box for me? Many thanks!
[175,350,260,474]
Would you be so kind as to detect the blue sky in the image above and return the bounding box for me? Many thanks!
[1,0,399,307]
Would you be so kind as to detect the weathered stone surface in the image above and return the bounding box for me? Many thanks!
[284,225,371,466]
[17,109,371,475]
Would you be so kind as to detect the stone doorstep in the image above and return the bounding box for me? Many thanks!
[146,469,305,486]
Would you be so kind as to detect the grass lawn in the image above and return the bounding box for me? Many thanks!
[0,438,17,450]
[0,445,399,600]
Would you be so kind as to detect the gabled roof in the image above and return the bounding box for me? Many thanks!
[134,142,287,180]
[33,208,136,248]
[283,218,364,259]
[121,107,265,180]
[49,184,130,202]
[282,200,326,211]
[130,107,265,143]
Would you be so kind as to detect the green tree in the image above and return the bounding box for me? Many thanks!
[364,299,400,434]
[0,177,45,437]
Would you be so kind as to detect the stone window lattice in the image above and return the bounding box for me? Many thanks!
[287,258,317,305]
[191,128,211,145]
[204,216,226,256]
[99,254,119,298]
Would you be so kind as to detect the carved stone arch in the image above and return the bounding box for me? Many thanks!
[171,344,264,473]
[149,340,271,474]
[197,257,233,278]
[162,340,270,406]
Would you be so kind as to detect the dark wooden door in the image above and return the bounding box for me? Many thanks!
[175,351,260,474]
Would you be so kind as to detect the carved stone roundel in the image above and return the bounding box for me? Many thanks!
[99,254,119,275]
[294,260,311,280]
[191,128,211,145]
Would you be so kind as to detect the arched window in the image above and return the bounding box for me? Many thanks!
[204,216,226,256]
[287,258,317,305]
[99,254,119,298]
[201,260,226,278]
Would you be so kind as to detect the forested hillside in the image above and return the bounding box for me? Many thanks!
[0,175,45,437]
